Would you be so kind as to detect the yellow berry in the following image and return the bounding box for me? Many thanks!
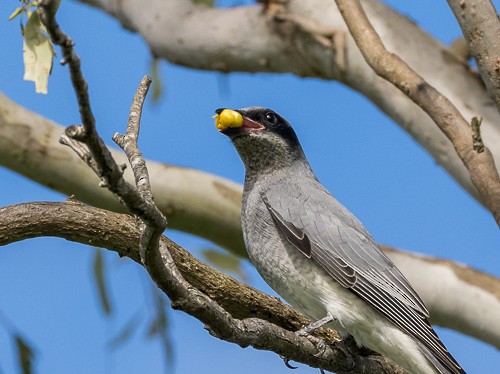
[214,109,243,131]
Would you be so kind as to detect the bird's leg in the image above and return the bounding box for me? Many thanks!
[296,314,335,357]
[297,315,335,336]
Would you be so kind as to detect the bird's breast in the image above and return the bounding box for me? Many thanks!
[242,185,349,322]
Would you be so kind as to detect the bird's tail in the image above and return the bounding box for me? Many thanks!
[415,340,466,374]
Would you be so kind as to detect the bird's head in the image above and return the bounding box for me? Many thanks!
[214,106,305,175]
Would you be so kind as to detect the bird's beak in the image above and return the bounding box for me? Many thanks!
[214,108,264,137]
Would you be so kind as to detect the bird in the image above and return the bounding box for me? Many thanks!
[214,106,466,374]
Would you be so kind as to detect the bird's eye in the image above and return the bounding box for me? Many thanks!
[265,111,277,125]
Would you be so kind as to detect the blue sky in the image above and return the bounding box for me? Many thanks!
[1,1,499,373]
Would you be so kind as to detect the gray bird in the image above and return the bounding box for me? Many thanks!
[215,106,465,374]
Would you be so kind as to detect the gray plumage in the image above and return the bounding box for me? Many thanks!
[217,106,465,374]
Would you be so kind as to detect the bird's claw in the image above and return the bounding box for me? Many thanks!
[281,356,298,369]
[281,355,327,374]
[295,314,334,357]
[297,331,328,357]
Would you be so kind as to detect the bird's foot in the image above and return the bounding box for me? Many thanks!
[280,356,298,369]
[296,314,335,358]
[280,356,326,374]
[297,332,328,357]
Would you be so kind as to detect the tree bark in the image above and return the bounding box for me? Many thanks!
[1,201,499,349]
[446,0,500,115]
[77,0,500,205]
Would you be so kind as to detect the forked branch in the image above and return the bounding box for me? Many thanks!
[334,0,500,227]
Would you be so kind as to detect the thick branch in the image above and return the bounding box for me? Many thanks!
[334,0,500,226]
[447,0,500,115]
[383,246,500,349]
[0,201,406,374]
[1,202,499,349]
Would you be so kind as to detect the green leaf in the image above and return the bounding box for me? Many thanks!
[146,288,167,338]
[92,248,113,316]
[192,0,214,6]
[201,248,247,280]
[107,313,140,349]
[8,7,23,21]
[145,285,174,369]
[149,57,163,103]
[23,11,55,94]
[14,335,34,374]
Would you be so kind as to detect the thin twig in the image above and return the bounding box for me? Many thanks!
[112,76,167,263]
[59,134,100,177]
[38,0,164,223]
[113,76,154,200]
[334,0,500,226]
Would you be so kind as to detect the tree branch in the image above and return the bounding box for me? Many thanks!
[383,246,500,349]
[0,201,406,374]
[1,91,499,340]
[334,0,500,226]
[446,0,500,115]
[1,202,499,350]
[0,91,245,254]
[76,0,500,204]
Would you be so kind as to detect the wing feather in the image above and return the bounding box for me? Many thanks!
[262,184,464,374]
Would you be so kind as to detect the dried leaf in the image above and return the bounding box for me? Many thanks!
[23,11,55,94]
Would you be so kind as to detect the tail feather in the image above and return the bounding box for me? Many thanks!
[415,340,466,374]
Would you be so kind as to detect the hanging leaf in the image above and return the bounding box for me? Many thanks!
[145,285,174,369]
[149,57,164,103]
[23,11,55,94]
[14,335,34,374]
[192,0,214,6]
[145,287,167,338]
[107,313,140,349]
[92,248,113,316]
[8,7,23,21]
[201,248,248,280]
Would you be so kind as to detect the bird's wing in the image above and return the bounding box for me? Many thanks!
[262,182,464,374]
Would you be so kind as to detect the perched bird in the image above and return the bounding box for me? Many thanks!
[215,107,465,374]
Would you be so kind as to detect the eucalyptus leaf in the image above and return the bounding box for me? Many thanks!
[201,248,247,280]
[22,11,55,94]
[150,57,164,103]
[14,335,34,374]
[8,7,23,21]
[92,248,112,316]
[108,313,140,349]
